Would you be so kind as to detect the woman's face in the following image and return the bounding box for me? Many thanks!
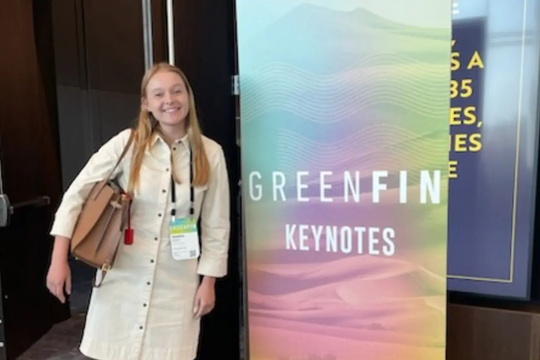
[143,70,189,129]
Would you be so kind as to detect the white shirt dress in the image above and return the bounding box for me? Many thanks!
[50,129,230,360]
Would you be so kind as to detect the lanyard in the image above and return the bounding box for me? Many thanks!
[170,146,194,220]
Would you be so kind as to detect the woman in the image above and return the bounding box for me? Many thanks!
[46,62,230,360]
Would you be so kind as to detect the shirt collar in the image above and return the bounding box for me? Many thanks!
[150,131,190,148]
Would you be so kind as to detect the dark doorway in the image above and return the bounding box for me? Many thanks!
[172,1,241,359]
[0,1,71,359]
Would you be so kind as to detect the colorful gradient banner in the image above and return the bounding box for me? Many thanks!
[237,1,451,359]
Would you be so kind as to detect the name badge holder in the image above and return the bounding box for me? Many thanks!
[169,147,200,260]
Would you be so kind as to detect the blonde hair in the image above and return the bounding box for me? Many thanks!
[128,62,210,194]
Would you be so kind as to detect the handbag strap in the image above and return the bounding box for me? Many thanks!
[105,130,135,182]
[94,130,135,198]
[93,270,108,288]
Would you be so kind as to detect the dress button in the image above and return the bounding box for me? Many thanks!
[143,303,147,307]
[154,237,158,241]
[150,259,155,263]
[162,189,166,193]
[173,147,177,151]
[166,168,170,172]
[139,326,143,330]
[158,213,162,217]
[147,282,151,286]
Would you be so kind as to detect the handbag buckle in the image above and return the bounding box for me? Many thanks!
[101,263,111,271]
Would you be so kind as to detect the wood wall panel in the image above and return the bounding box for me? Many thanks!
[448,304,540,360]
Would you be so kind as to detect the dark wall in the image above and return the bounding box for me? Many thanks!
[172,2,241,359]
[51,0,145,188]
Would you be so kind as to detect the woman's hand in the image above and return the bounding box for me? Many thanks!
[46,259,71,303]
[47,236,72,303]
[193,276,216,319]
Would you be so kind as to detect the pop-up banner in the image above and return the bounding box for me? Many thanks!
[237,1,451,359]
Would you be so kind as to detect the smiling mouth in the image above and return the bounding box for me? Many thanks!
[163,108,180,113]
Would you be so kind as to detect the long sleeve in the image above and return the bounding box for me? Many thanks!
[50,129,132,239]
[197,145,231,278]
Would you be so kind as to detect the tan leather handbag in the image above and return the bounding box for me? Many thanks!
[70,132,134,287]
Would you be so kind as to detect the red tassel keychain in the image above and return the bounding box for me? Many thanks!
[124,197,134,245]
